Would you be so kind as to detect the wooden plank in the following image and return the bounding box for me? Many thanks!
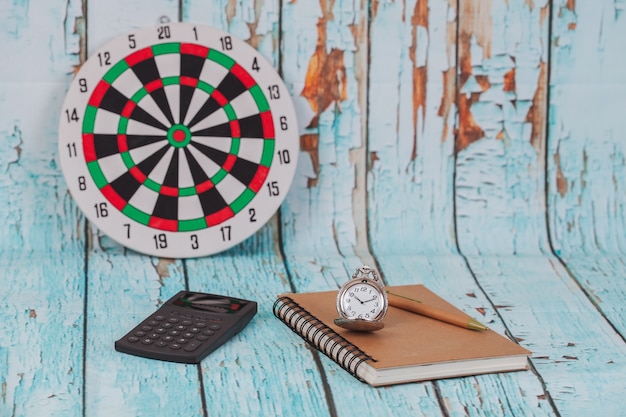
[454,0,626,415]
[84,251,204,416]
[182,0,278,64]
[465,255,626,416]
[368,0,458,255]
[186,228,335,415]
[81,2,205,416]
[279,0,371,267]
[180,2,334,414]
[277,1,445,416]
[87,0,179,52]
[0,1,86,416]
[455,0,551,256]
[368,1,555,415]
[548,0,626,335]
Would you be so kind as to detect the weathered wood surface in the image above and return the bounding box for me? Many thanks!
[1,1,626,417]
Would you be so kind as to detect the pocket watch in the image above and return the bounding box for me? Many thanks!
[335,265,388,331]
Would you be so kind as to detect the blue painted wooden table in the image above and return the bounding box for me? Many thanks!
[2,1,626,416]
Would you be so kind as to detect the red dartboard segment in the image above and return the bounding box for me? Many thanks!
[180,76,199,88]
[249,165,270,192]
[195,179,214,194]
[230,63,256,89]
[222,154,237,172]
[125,47,154,67]
[145,79,165,93]
[100,184,127,211]
[117,134,129,153]
[260,111,275,138]
[159,185,179,197]
[82,134,97,162]
[211,89,228,107]
[149,216,178,232]
[229,120,240,138]
[129,166,147,184]
[88,80,111,108]
[121,101,137,119]
[206,206,235,227]
[181,43,209,58]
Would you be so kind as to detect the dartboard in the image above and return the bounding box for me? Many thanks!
[58,23,299,258]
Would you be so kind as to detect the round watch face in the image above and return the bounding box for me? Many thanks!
[58,23,299,258]
[337,280,387,321]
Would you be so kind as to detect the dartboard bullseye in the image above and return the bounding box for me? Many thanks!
[59,23,299,258]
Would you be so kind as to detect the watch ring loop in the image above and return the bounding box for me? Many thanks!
[352,265,380,282]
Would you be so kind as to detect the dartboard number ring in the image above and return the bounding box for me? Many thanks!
[59,23,299,258]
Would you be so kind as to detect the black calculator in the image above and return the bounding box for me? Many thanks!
[115,291,257,363]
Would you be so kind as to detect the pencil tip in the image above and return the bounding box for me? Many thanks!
[468,319,489,331]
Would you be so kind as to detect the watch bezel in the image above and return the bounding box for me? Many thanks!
[336,275,388,322]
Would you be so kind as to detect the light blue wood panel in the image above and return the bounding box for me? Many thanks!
[180,2,333,414]
[465,255,626,416]
[547,1,626,336]
[453,0,626,415]
[280,0,371,268]
[278,1,443,416]
[182,0,279,65]
[368,0,458,255]
[84,247,203,416]
[87,0,180,52]
[455,0,550,256]
[186,228,335,416]
[80,2,204,416]
[367,1,555,415]
[548,0,626,256]
[0,1,85,415]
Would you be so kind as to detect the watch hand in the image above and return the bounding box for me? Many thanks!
[353,295,365,304]
[363,297,377,304]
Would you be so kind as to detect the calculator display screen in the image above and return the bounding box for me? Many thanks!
[172,292,247,314]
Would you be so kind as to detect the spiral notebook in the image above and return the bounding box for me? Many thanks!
[273,285,530,386]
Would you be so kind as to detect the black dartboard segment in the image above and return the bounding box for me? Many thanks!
[59,23,299,258]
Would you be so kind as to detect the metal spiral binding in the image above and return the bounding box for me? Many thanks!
[273,297,376,382]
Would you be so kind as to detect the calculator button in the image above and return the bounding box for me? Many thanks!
[196,335,209,341]
[175,338,188,344]
[141,325,153,332]
[209,324,221,330]
[203,330,215,336]
[127,336,140,343]
[154,315,166,321]
[168,318,179,323]
[163,335,174,342]
[169,344,182,350]
[189,327,201,333]
[184,342,202,352]
[182,332,195,339]
[195,322,207,328]
[175,325,187,331]
[141,338,153,345]
[162,322,174,328]
[156,341,168,348]
[134,331,146,337]
[182,320,193,326]
[154,327,167,334]
[147,320,160,326]
[169,330,181,336]
[148,333,160,340]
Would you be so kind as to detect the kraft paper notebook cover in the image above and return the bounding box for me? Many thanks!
[273,284,531,386]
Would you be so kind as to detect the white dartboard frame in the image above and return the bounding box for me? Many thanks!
[58,23,299,258]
